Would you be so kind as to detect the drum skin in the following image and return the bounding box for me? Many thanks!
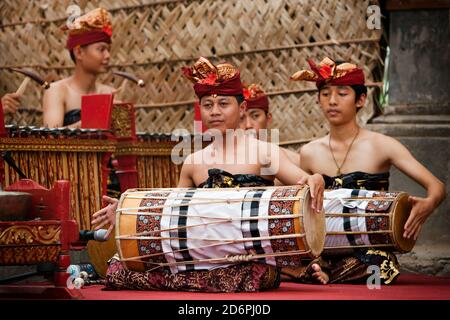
[391,192,415,253]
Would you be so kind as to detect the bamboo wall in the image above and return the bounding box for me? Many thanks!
[0,0,383,149]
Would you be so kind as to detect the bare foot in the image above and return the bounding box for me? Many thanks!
[311,263,329,284]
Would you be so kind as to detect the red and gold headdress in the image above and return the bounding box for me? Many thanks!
[291,57,365,88]
[62,8,112,50]
[243,83,269,112]
[182,57,243,99]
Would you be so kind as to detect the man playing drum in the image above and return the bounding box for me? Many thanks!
[286,57,446,284]
[92,57,326,292]
[176,59,321,192]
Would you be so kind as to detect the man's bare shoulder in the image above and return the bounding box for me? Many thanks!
[361,129,398,147]
[182,146,209,165]
[301,136,328,156]
[46,78,70,92]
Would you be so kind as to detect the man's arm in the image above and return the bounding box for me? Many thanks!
[177,154,196,188]
[282,147,301,168]
[262,142,324,212]
[299,143,315,174]
[386,136,447,240]
[42,84,66,128]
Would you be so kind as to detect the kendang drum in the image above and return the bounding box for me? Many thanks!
[116,186,325,273]
[323,188,415,255]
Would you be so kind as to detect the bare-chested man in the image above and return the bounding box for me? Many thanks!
[90,57,325,293]
[289,57,446,284]
[94,57,325,237]
[43,7,116,128]
[0,8,116,128]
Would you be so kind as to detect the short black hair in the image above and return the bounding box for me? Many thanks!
[235,94,245,105]
[69,44,88,64]
[350,84,367,101]
[318,84,367,102]
[69,50,76,63]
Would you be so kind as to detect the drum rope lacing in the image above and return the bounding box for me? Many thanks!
[120,248,313,273]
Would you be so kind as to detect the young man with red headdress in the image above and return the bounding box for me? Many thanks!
[240,83,301,184]
[176,59,319,190]
[42,7,115,128]
[93,57,325,292]
[284,57,446,284]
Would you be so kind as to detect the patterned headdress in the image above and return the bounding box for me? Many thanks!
[62,8,112,50]
[243,83,269,112]
[291,57,365,88]
[182,57,243,99]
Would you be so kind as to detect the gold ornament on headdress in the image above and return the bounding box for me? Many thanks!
[62,8,112,35]
[291,57,358,82]
[183,57,238,85]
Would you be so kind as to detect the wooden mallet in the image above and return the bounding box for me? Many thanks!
[8,68,50,96]
[113,71,145,92]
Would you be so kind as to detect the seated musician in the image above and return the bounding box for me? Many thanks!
[240,83,300,185]
[285,57,447,284]
[42,8,116,128]
[91,57,325,292]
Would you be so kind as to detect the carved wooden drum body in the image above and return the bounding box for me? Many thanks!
[116,186,325,273]
[323,189,415,255]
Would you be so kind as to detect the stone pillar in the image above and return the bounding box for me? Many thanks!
[366,4,450,276]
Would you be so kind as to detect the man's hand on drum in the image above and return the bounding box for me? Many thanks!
[403,196,436,240]
[91,195,119,239]
[298,173,324,213]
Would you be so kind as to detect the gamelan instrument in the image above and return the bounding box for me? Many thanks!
[323,188,415,254]
[116,186,326,273]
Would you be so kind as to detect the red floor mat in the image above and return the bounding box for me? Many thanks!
[79,273,450,300]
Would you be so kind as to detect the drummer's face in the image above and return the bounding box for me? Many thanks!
[239,108,272,138]
[76,42,111,74]
[200,95,245,134]
[318,85,362,125]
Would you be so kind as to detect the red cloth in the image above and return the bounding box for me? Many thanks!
[245,95,269,112]
[243,84,269,112]
[0,101,6,137]
[193,101,206,133]
[66,28,112,50]
[190,73,243,99]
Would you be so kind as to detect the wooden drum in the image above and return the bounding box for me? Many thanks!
[116,186,325,273]
[323,188,415,255]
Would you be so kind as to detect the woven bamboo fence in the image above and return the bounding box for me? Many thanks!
[0,0,383,150]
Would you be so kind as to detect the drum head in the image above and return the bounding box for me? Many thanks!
[117,193,146,271]
[392,192,415,253]
[301,187,325,257]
